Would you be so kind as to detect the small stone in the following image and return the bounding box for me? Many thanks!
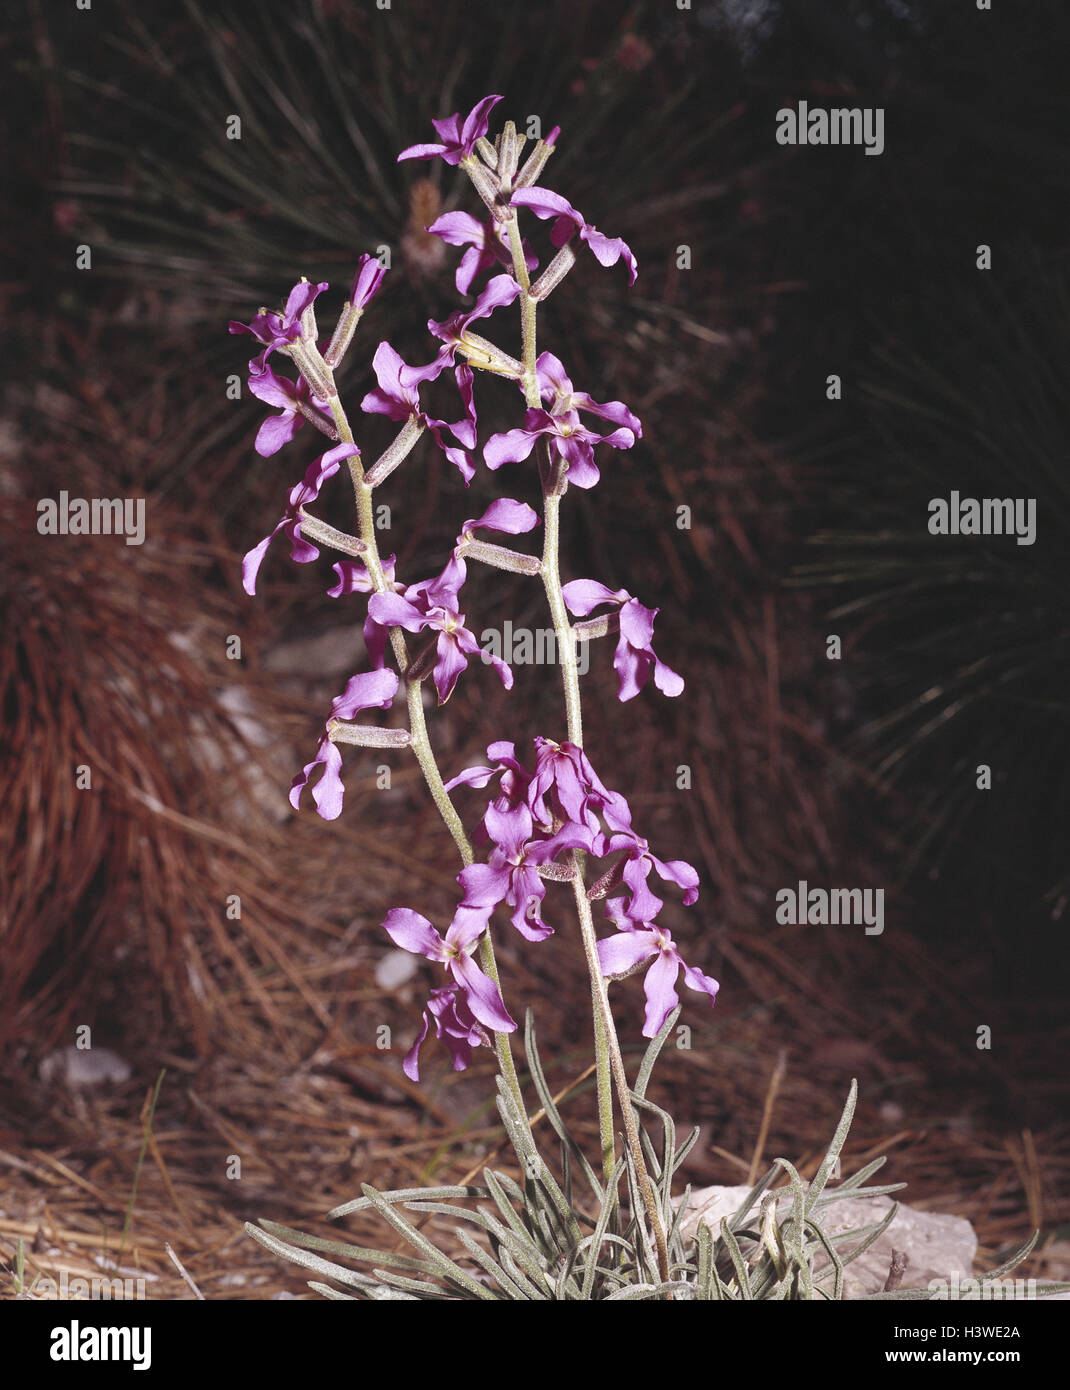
[681,1184,977,1298]
[264,629,366,680]
[375,949,419,990]
[39,1046,132,1089]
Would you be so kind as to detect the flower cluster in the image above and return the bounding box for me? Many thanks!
[382,905,515,1081]
[485,350,641,490]
[388,736,716,1075]
[229,279,329,370]
[233,95,713,1082]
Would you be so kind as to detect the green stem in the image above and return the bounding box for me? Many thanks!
[541,489,584,747]
[326,394,527,1122]
[590,974,615,1182]
[505,203,670,1282]
[570,869,670,1284]
[507,217,611,1170]
[504,217,538,397]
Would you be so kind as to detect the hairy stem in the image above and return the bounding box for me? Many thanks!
[505,207,670,1281]
[540,489,584,747]
[571,867,670,1285]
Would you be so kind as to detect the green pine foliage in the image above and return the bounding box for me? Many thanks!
[795,249,1070,926]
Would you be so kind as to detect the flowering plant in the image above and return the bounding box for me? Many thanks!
[232,98,1049,1301]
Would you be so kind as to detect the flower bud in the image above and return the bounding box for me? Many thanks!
[497,121,523,189]
[587,854,628,901]
[515,126,560,189]
[475,136,498,169]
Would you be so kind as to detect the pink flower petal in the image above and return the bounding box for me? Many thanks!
[642,950,681,1038]
[382,907,445,961]
[597,928,657,978]
[450,951,516,1033]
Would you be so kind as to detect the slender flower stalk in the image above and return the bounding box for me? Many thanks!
[234,97,705,1296]
[507,187,670,1284]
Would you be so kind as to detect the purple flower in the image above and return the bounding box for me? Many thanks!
[483,402,636,490]
[383,905,516,1033]
[247,362,329,458]
[445,362,479,461]
[361,340,436,421]
[597,910,719,1038]
[456,804,591,941]
[289,667,399,821]
[402,984,488,1081]
[397,94,503,166]
[350,253,387,310]
[427,211,538,296]
[443,739,536,858]
[458,497,539,543]
[361,340,478,483]
[327,554,398,669]
[368,570,512,704]
[603,826,700,920]
[383,904,515,1077]
[527,737,628,844]
[561,579,684,701]
[511,187,637,284]
[446,736,631,855]
[241,443,358,595]
[483,353,638,490]
[443,742,536,854]
[535,352,641,440]
[425,274,522,380]
[447,496,539,590]
[327,553,396,598]
[229,280,329,369]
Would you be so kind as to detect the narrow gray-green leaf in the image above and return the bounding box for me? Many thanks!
[805,1080,858,1216]
[357,1185,495,1300]
[634,1007,680,1100]
[327,1184,485,1221]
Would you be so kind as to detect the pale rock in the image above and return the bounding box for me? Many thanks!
[39,1046,132,1089]
[681,1184,977,1298]
[264,628,367,680]
[375,949,419,990]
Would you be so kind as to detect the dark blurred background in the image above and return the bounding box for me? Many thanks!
[2,0,1068,1297]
